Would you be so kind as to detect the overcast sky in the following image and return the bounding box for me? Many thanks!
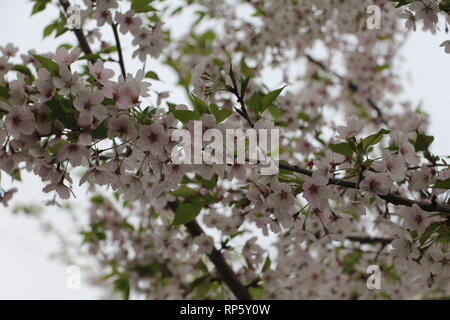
[0,1,449,299]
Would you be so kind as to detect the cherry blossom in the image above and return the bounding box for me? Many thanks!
[193,234,214,255]
[360,172,393,195]
[302,174,331,210]
[336,117,363,140]
[397,204,429,234]
[0,0,449,300]
[440,40,450,54]
[53,47,80,65]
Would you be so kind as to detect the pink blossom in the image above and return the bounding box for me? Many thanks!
[359,172,393,195]
[35,69,55,102]
[399,141,419,165]
[43,181,73,199]
[428,249,450,277]
[136,123,169,155]
[193,234,213,254]
[374,151,407,181]
[0,187,17,207]
[336,117,363,140]
[88,60,114,85]
[73,89,107,122]
[1,43,19,58]
[302,174,331,209]
[53,47,80,65]
[57,143,90,167]
[397,204,429,235]
[107,115,137,139]
[440,40,450,54]
[116,10,142,35]
[53,66,80,95]
[267,179,297,213]
[80,166,111,186]
[4,107,35,138]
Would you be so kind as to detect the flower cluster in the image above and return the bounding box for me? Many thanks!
[1,0,449,299]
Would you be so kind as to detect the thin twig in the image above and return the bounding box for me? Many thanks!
[305,54,388,125]
[112,23,127,78]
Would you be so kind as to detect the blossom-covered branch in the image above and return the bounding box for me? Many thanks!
[279,163,450,214]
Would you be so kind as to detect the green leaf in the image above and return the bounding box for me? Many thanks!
[240,59,255,77]
[362,129,390,149]
[0,86,10,100]
[375,64,390,72]
[187,275,208,294]
[419,222,443,245]
[145,71,160,80]
[79,53,102,61]
[172,203,203,226]
[191,95,210,115]
[262,256,271,273]
[12,65,34,81]
[173,110,200,124]
[209,103,232,123]
[240,76,250,97]
[342,249,363,274]
[330,142,354,158]
[43,21,57,38]
[392,0,413,8]
[31,0,50,15]
[246,92,262,115]
[196,175,217,190]
[433,178,450,189]
[249,287,264,300]
[131,0,156,13]
[414,133,434,152]
[46,99,77,129]
[113,274,130,300]
[91,121,108,140]
[267,104,282,120]
[31,54,59,76]
[171,186,197,198]
[90,195,105,205]
[261,86,286,112]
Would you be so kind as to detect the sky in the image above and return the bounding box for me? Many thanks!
[0,1,449,299]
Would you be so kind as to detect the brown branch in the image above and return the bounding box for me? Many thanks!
[279,163,450,214]
[305,54,388,125]
[167,202,252,300]
[185,220,252,300]
[112,23,126,78]
[346,236,393,245]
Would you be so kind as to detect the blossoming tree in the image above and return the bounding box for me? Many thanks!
[1,0,450,299]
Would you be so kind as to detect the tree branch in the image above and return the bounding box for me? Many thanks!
[346,236,393,245]
[112,23,127,78]
[305,54,387,125]
[167,202,252,300]
[185,220,252,300]
[279,163,450,214]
